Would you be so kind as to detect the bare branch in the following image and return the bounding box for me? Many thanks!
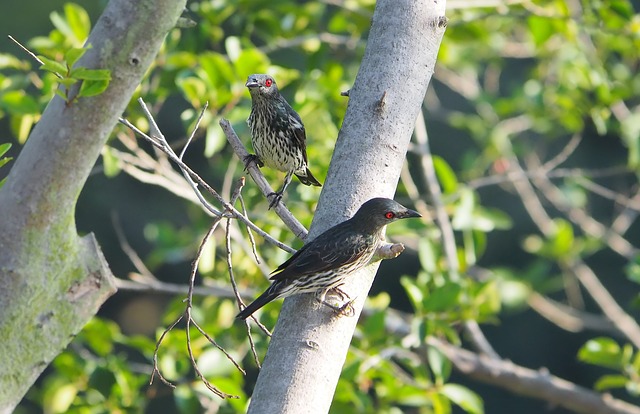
[428,337,640,414]
[414,111,499,358]
[111,212,156,282]
[118,111,295,254]
[114,277,252,299]
[567,261,640,349]
[528,292,621,336]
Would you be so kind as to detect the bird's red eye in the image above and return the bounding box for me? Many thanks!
[265,78,273,87]
[385,212,395,219]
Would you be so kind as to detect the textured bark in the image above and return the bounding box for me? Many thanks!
[0,0,186,411]
[247,1,447,412]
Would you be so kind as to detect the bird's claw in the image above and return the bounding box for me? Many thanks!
[317,289,356,318]
[243,154,264,171]
[267,191,283,209]
[327,285,348,301]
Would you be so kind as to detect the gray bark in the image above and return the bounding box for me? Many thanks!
[0,0,186,411]
[247,0,447,412]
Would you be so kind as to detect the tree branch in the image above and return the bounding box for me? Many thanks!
[245,1,448,413]
[0,1,187,410]
[428,337,640,414]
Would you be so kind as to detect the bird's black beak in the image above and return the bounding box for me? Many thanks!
[402,209,421,219]
[246,77,259,88]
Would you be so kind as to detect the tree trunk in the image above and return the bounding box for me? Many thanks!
[0,1,186,411]
[247,0,448,412]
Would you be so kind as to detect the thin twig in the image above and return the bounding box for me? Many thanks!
[111,211,156,282]
[566,261,640,349]
[179,101,208,160]
[466,165,632,190]
[184,219,239,398]
[541,133,582,172]
[240,194,261,264]
[151,314,183,388]
[8,35,63,79]
[114,278,253,299]
[528,292,620,336]
[527,156,639,260]
[414,111,459,277]
[119,114,295,253]
[415,111,499,358]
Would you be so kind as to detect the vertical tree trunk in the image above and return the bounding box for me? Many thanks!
[0,1,186,411]
[247,1,448,412]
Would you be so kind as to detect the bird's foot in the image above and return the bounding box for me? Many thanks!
[243,154,264,171]
[267,191,283,209]
[327,285,349,301]
[316,289,356,317]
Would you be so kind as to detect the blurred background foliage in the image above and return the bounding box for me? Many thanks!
[2,0,640,413]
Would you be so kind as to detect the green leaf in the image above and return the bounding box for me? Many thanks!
[400,276,423,311]
[620,112,640,168]
[78,79,110,98]
[58,77,78,88]
[440,383,484,414]
[452,188,476,231]
[578,337,623,369]
[551,219,574,256]
[38,56,67,75]
[205,123,227,157]
[101,146,120,178]
[235,49,270,80]
[427,346,450,383]
[527,15,556,46]
[64,3,91,41]
[0,91,40,115]
[418,238,438,273]
[225,36,242,62]
[72,68,111,81]
[423,283,461,313]
[433,155,458,194]
[65,47,87,67]
[594,374,628,391]
[0,143,12,157]
[626,380,640,397]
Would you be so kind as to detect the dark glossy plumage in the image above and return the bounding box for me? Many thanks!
[245,74,321,208]
[236,198,421,319]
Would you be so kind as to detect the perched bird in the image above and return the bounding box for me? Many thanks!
[245,74,321,208]
[236,198,421,320]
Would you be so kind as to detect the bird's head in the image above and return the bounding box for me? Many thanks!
[246,74,279,98]
[350,197,421,233]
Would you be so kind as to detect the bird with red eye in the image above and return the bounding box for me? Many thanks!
[244,73,322,209]
[237,197,421,320]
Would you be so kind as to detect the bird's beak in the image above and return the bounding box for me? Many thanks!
[402,209,421,219]
[246,78,260,88]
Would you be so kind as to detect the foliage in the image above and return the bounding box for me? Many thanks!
[0,143,12,188]
[3,0,640,413]
[38,45,111,105]
[578,337,640,396]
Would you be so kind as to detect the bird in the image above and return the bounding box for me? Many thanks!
[236,198,421,320]
[245,74,322,208]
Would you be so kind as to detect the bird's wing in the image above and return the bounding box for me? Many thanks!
[270,229,372,281]
[282,100,309,163]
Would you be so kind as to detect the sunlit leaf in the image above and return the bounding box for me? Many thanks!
[440,383,484,414]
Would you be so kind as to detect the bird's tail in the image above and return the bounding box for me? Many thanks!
[295,167,322,187]
[236,283,283,320]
